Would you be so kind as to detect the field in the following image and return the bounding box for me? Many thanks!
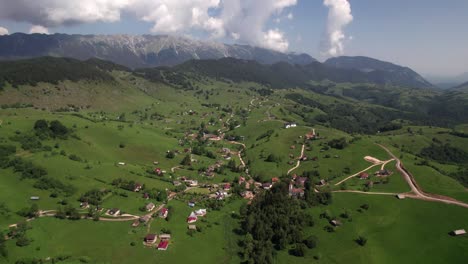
[1,71,467,264]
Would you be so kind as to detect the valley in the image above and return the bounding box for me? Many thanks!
[0,57,467,264]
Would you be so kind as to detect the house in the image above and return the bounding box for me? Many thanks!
[262,182,273,190]
[139,215,151,224]
[188,200,196,207]
[143,193,150,199]
[159,234,171,240]
[223,183,231,191]
[159,208,169,219]
[80,202,89,209]
[154,168,163,176]
[396,194,406,199]
[185,180,198,187]
[330,219,342,227]
[284,122,297,129]
[296,177,308,187]
[187,212,198,223]
[173,181,182,186]
[317,179,327,186]
[30,196,40,200]
[195,209,207,216]
[188,225,197,230]
[222,148,231,154]
[108,208,120,216]
[144,234,158,244]
[289,184,305,198]
[131,220,140,227]
[305,129,317,140]
[452,229,466,236]
[157,240,169,250]
[146,203,156,212]
[359,172,370,180]
[271,177,280,183]
[300,155,308,161]
[375,169,391,176]
[242,191,255,200]
[118,162,126,166]
[134,183,143,192]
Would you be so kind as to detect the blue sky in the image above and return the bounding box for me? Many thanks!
[0,0,467,76]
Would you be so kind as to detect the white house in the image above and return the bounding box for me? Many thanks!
[284,123,297,129]
[195,209,207,216]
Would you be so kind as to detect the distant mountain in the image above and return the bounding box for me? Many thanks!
[425,72,468,89]
[135,57,432,91]
[0,33,316,68]
[324,56,434,89]
[453,81,468,91]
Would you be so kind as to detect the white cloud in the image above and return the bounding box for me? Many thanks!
[29,25,49,34]
[0,0,130,27]
[287,12,294,20]
[217,0,297,52]
[321,0,353,57]
[0,26,8,35]
[0,0,297,52]
[263,29,289,52]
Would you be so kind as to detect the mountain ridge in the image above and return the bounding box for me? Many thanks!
[324,56,433,89]
[0,33,316,68]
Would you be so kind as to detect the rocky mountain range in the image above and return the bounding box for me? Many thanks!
[0,33,315,68]
[0,33,435,89]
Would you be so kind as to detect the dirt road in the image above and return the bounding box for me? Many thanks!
[378,144,468,208]
[287,144,305,175]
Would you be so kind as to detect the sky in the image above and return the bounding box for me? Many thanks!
[0,0,467,76]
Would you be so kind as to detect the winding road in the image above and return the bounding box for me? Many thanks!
[377,144,468,208]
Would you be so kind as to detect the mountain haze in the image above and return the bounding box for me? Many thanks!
[325,56,433,89]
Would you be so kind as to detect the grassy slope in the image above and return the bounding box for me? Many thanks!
[277,193,468,264]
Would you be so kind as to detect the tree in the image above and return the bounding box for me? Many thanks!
[180,154,191,166]
[356,236,367,246]
[289,243,306,257]
[16,235,31,247]
[49,120,69,138]
[166,151,175,159]
[304,235,318,249]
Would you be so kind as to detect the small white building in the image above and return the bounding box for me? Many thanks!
[118,162,126,166]
[284,123,297,129]
[452,229,466,236]
[396,194,406,199]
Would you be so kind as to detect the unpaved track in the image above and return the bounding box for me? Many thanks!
[333,190,398,196]
[334,157,394,186]
[377,144,468,209]
[287,144,305,175]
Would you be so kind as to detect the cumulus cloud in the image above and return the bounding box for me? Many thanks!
[0,0,130,27]
[29,25,49,34]
[321,0,353,57]
[0,26,8,35]
[217,0,296,52]
[0,0,297,52]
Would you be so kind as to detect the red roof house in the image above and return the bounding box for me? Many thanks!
[157,240,169,250]
[359,172,370,180]
[144,234,157,244]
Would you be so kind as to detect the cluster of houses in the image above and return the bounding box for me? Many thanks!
[288,175,307,198]
[186,208,207,228]
[144,233,171,250]
[203,160,224,177]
